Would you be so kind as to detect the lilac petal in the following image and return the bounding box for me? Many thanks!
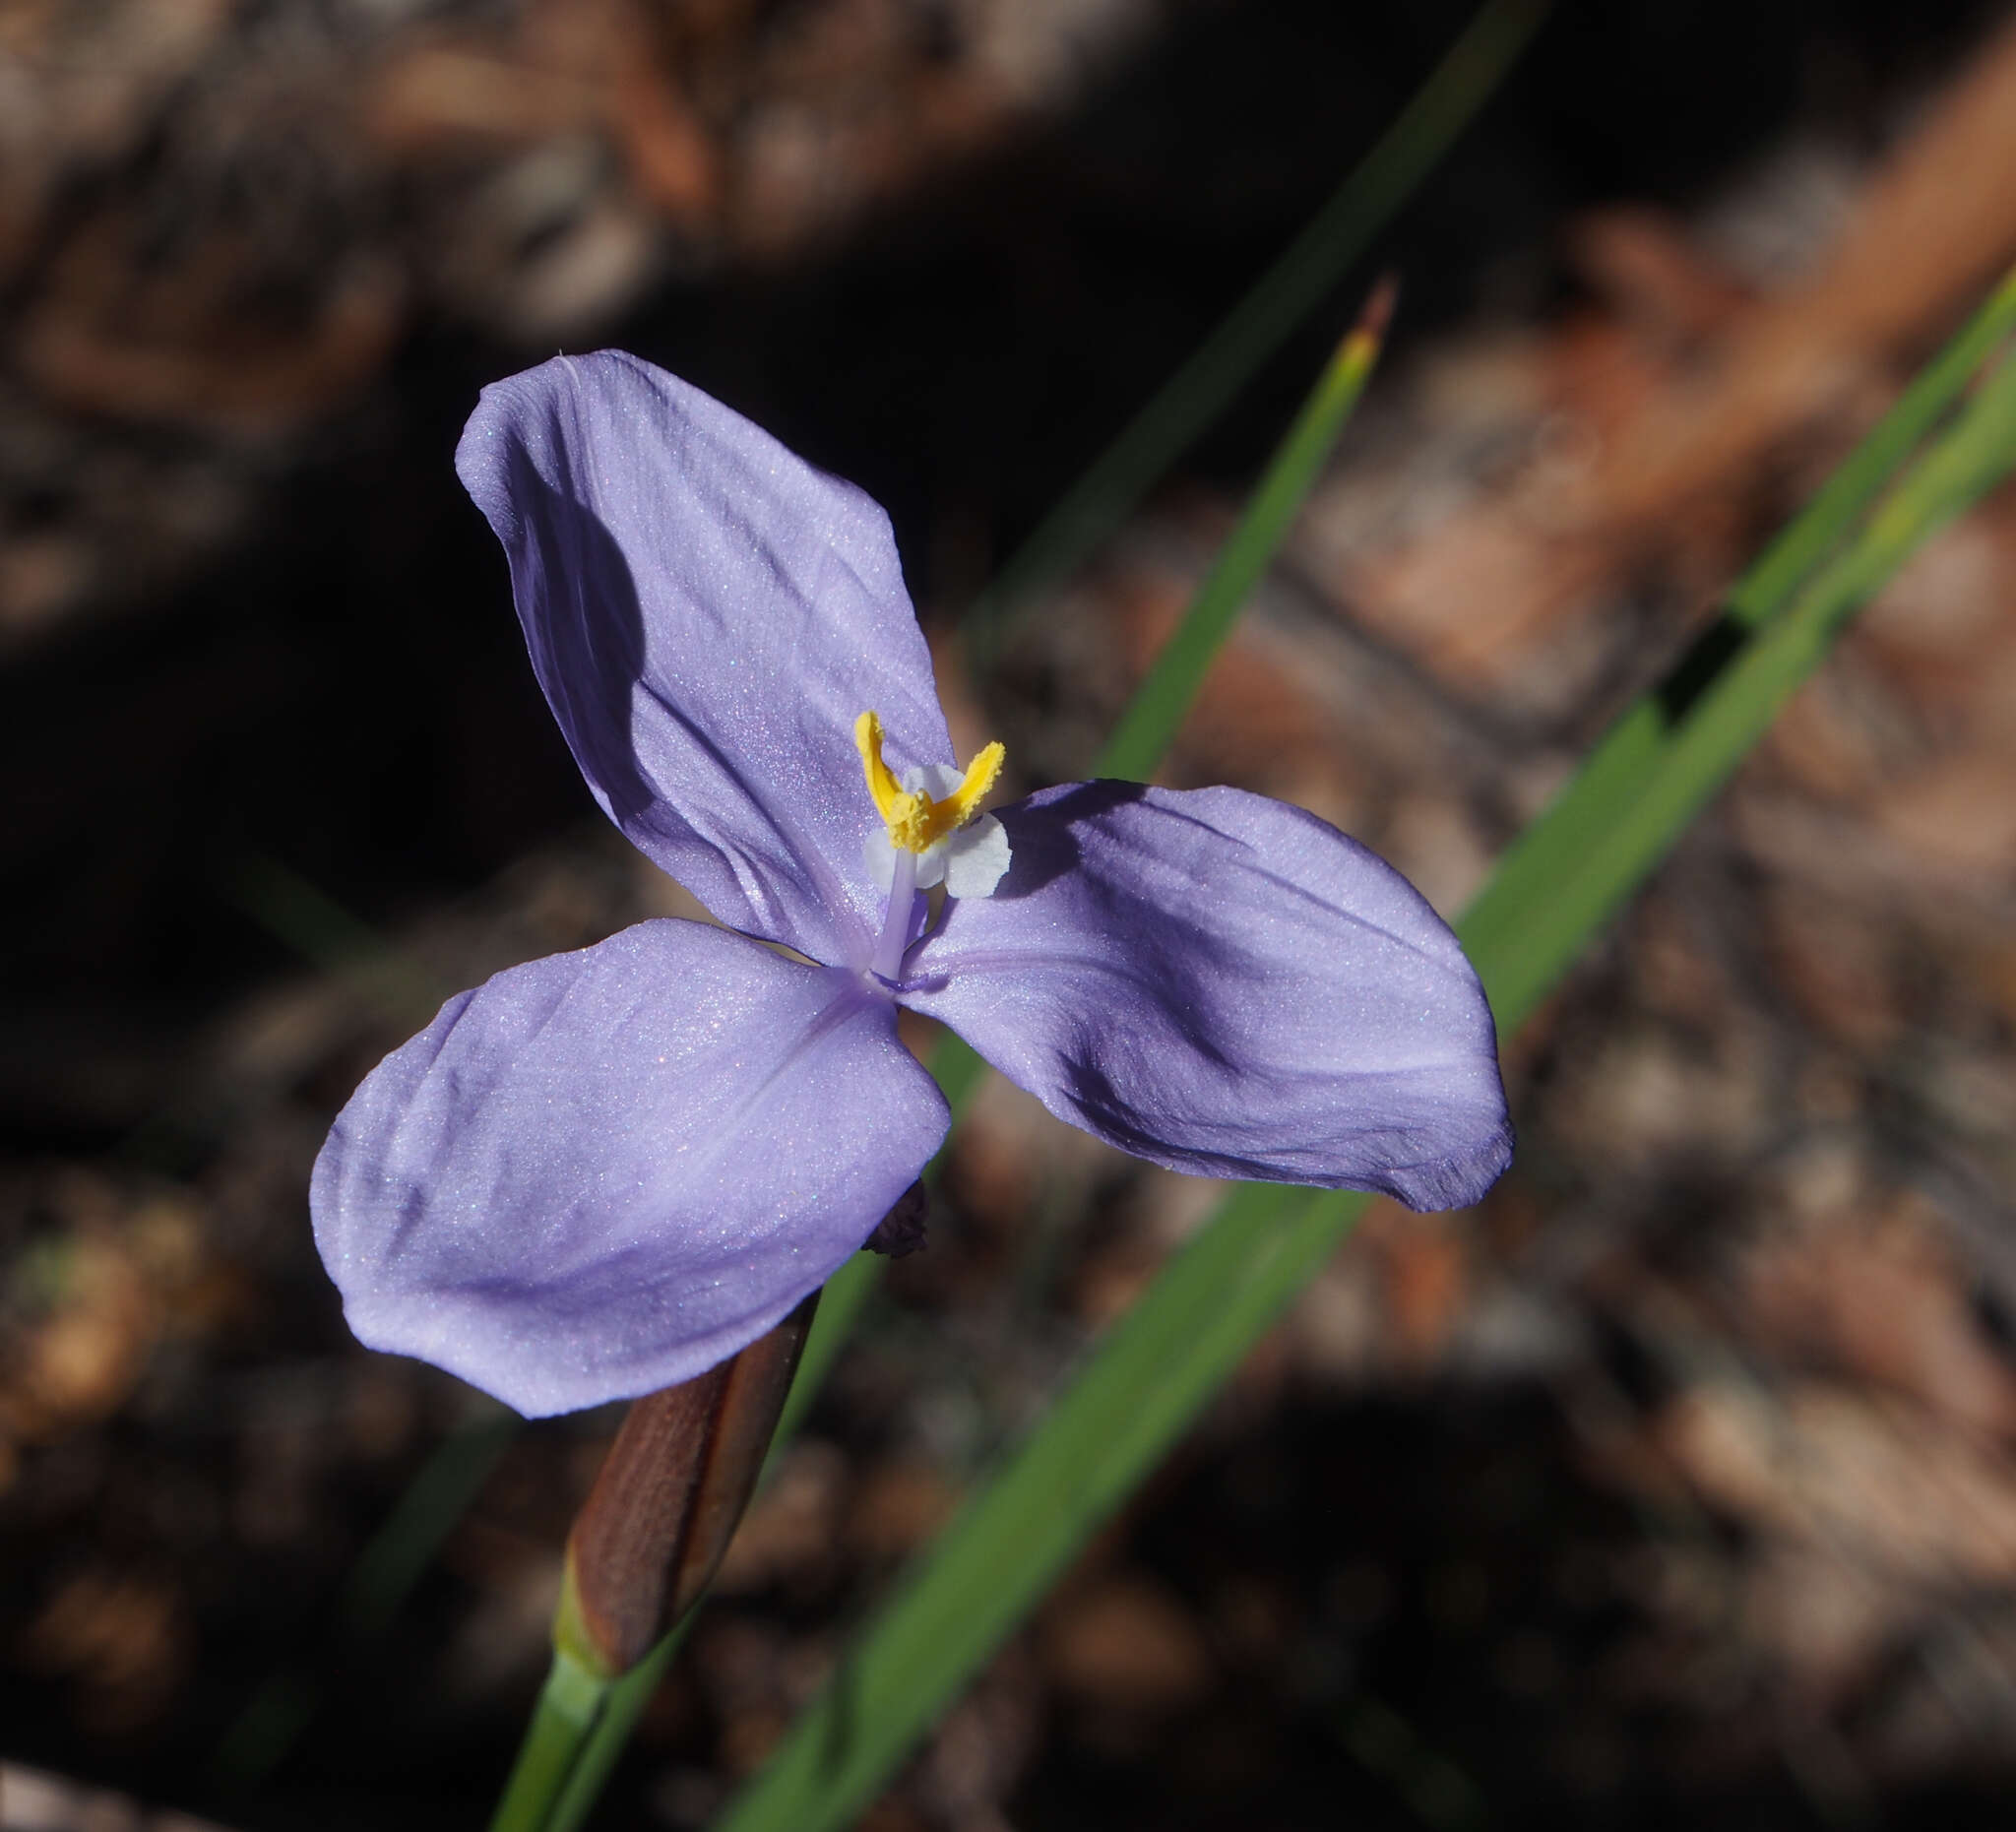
[902,783,1512,1211]
[311,920,946,1418]
[456,352,951,971]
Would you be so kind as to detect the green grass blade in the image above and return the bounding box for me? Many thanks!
[773,1250,882,1446]
[715,1178,1346,1832]
[722,1181,1329,1823]
[214,1408,519,1789]
[713,320,2016,1832]
[341,1408,519,1644]
[1097,282,1395,781]
[780,284,1397,1446]
[1728,263,2016,623]
[1458,261,2016,1026]
[224,851,449,1027]
[1476,340,2016,1035]
[964,0,1551,662]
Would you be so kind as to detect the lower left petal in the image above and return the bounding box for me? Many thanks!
[311,919,947,1418]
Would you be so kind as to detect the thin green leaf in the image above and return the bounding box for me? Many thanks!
[773,1249,881,1447]
[224,851,449,1027]
[1474,337,2016,1037]
[776,280,1397,1451]
[1097,279,1396,782]
[342,1409,519,1645]
[216,1408,520,1788]
[771,280,1398,1448]
[715,1179,1344,1832]
[1727,265,2016,624]
[965,0,1551,663]
[1459,261,2016,1026]
[713,310,2016,1832]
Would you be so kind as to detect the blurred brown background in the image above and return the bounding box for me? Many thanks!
[8,1,2016,1828]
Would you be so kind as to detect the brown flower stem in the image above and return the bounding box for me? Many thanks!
[554,1292,818,1679]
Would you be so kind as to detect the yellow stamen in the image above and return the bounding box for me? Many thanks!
[854,711,1005,854]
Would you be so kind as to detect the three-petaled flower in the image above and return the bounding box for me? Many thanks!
[311,351,1512,1419]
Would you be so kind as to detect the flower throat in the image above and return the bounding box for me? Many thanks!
[855,711,1005,981]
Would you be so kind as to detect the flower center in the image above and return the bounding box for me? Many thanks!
[854,711,1004,853]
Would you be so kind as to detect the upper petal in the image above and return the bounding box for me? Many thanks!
[311,919,947,1418]
[456,351,952,969]
[900,783,1511,1211]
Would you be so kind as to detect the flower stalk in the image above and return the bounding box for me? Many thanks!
[490,1295,818,1832]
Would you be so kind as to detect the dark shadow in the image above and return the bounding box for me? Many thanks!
[1006,1378,2016,1832]
[1655,609,1752,726]
[491,431,660,836]
[991,778,1151,900]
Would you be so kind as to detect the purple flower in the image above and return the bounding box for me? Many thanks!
[310,351,1512,1419]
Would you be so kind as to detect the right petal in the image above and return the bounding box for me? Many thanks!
[900,783,1510,1211]
[311,919,947,1419]
[456,351,954,970]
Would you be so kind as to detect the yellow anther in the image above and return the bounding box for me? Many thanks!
[855,711,908,824]
[854,711,1006,855]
